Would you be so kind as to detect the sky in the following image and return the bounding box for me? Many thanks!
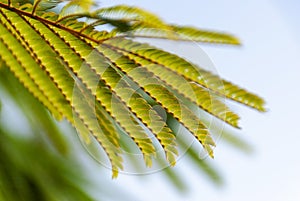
[86,1,300,201]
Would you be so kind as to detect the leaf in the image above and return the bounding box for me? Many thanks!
[168,25,240,44]
[91,5,239,44]
[95,45,215,157]
[116,49,240,128]
[104,38,266,112]
[0,1,265,179]
[0,6,124,177]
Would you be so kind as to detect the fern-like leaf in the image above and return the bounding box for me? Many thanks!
[0,0,266,177]
[103,38,266,112]
[95,45,215,157]
[115,50,240,128]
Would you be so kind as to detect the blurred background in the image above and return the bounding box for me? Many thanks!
[94,0,300,200]
[1,0,300,201]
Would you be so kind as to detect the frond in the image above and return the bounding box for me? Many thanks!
[0,0,266,178]
[168,25,240,44]
[116,50,240,128]
[0,5,124,177]
[103,38,266,112]
[90,5,240,44]
[95,45,216,157]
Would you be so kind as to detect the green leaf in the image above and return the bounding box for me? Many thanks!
[104,38,266,112]
[116,49,240,128]
[96,45,216,157]
[0,1,265,180]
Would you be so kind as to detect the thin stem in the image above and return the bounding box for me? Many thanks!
[32,0,42,15]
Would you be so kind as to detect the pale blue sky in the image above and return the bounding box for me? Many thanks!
[88,1,300,200]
